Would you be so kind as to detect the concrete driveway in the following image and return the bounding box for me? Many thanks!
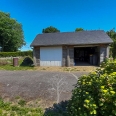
[0,70,89,102]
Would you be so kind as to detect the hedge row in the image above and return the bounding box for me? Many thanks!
[0,51,33,57]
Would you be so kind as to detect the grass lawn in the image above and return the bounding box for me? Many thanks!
[0,97,43,116]
[0,65,35,70]
[0,57,35,71]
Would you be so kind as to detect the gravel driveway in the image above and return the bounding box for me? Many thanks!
[0,70,89,102]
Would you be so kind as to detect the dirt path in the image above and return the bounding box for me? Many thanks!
[35,66,98,72]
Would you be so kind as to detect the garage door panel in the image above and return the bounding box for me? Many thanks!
[40,61,61,66]
[40,47,62,66]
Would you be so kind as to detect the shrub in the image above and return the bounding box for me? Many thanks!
[20,56,34,66]
[67,66,116,116]
[0,51,33,57]
[101,58,116,74]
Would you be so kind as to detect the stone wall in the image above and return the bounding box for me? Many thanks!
[69,46,74,66]
[62,46,74,67]
[99,46,107,64]
[62,46,67,66]
[33,47,40,66]
[33,45,109,67]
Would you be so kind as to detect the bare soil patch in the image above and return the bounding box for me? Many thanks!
[35,66,98,72]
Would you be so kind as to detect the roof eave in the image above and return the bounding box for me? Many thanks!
[30,42,113,47]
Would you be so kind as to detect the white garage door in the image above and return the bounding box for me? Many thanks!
[40,46,62,66]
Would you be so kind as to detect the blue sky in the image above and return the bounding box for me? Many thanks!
[0,0,116,51]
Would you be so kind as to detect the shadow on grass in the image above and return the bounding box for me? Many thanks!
[44,100,69,116]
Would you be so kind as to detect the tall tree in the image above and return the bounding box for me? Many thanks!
[75,28,84,32]
[42,26,60,33]
[106,28,116,58]
[0,11,25,52]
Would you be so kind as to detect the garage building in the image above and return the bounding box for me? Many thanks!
[30,30,113,67]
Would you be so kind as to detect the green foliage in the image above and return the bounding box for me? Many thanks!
[0,51,32,57]
[0,11,25,52]
[100,58,116,74]
[106,28,116,58]
[75,28,84,32]
[20,56,34,66]
[18,99,26,106]
[0,98,43,115]
[67,61,116,116]
[42,26,60,33]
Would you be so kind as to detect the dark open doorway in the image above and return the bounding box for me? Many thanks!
[74,47,98,66]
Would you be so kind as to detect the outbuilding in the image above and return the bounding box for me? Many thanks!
[30,30,113,67]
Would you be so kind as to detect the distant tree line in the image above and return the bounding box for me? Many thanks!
[42,26,84,33]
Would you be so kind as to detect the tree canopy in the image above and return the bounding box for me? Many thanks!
[106,28,116,58]
[42,26,60,33]
[0,11,25,52]
[75,28,84,32]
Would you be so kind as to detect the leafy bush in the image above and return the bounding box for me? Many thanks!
[20,56,34,66]
[100,58,116,74]
[0,51,33,57]
[67,64,116,116]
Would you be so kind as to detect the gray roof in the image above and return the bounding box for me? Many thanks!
[30,30,113,47]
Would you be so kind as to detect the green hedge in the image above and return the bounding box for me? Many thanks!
[0,51,33,57]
